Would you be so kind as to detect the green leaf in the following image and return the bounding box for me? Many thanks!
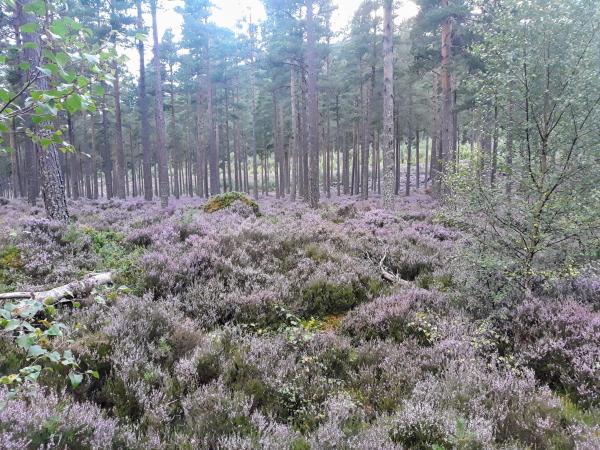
[69,371,83,388]
[16,334,35,350]
[44,324,63,337]
[4,319,21,331]
[27,345,47,358]
[62,349,77,366]
[0,89,10,103]
[47,351,61,363]
[38,64,55,76]
[83,53,100,64]
[23,0,46,15]
[50,22,69,38]
[60,70,76,84]
[93,84,105,97]
[65,94,82,114]
[21,23,39,34]
[55,52,70,66]
[38,102,58,116]
[77,76,89,88]
[0,374,20,385]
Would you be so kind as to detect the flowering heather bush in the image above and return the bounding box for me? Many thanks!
[505,296,600,405]
[15,218,97,286]
[391,359,574,449]
[548,268,600,307]
[341,289,445,343]
[1,196,599,448]
[0,386,128,449]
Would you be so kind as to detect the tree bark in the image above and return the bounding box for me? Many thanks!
[382,0,395,209]
[67,112,80,200]
[151,0,169,207]
[306,0,320,208]
[290,66,299,201]
[415,129,420,190]
[438,0,453,197]
[0,272,113,303]
[21,0,68,221]
[136,0,153,201]
[249,19,259,199]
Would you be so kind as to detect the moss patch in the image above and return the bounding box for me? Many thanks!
[0,245,23,293]
[203,192,261,216]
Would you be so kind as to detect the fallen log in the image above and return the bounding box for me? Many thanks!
[0,272,114,303]
[379,254,411,287]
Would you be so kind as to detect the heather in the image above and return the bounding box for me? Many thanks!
[1,195,599,449]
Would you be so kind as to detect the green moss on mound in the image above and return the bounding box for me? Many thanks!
[203,192,261,216]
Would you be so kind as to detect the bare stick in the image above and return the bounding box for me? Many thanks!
[0,272,114,303]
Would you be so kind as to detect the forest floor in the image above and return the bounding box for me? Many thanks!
[0,194,599,449]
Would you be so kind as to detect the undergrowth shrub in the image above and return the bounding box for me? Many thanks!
[298,278,378,317]
[505,297,600,405]
[2,197,598,449]
[391,359,572,449]
[0,386,130,449]
[341,289,444,344]
[180,379,256,447]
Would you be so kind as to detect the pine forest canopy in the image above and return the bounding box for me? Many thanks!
[0,0,599,277]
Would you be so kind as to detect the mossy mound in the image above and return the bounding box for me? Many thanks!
[203,192,261,217]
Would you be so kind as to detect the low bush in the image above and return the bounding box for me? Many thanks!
[342,289,443,344]
[0,386,130,449]
[506,297,600,405]
[391,359,574,449]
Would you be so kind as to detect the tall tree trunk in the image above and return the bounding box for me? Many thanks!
[21,0,68,221]
[170,64,180,200]
[290,66,299,201]
[233,89,241,192]
[306,0,320,208]
[335,94,341,197]
[506,91,514,196]
[415,129,420,190]
[430,72,440,194]
[113,66,126,199]
[406,131,412,196]
[438,0,453,197]
[382,0,395,208]
[137,0,153,201]
[491,101,499,186]
[206,43,219,195]
[15,2,39,205]
[424,135,429,188]
[250,19,259,199]
[224,88,232,193]
[300,72,310,201]
[67,112,80,200]
[272,91,281,199]
[360,73,369,200]
[195,86,206,197]
[151,0,169,207]
[129,127,137,197]
[101,93,113,200]
[9,119,21,199]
